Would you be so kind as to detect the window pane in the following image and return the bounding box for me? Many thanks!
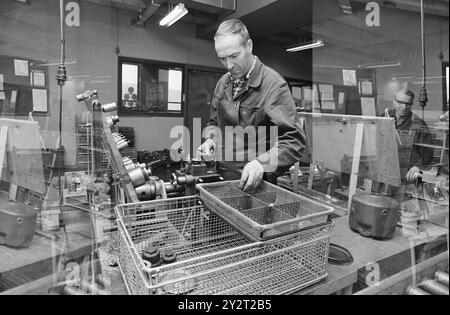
[168,69,182,103]
[168,103,181,111]
[122,64,138,109]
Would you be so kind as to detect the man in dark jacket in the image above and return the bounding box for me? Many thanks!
[385,88,434,182]
[198,19,306,192]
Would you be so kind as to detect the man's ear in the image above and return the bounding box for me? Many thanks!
[247,39,253,53]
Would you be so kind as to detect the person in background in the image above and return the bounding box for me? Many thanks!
[385,88,434,182]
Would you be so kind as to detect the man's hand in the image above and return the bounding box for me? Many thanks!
[406,166,421,182]
[196,139,215,161]
[239,160,264,192]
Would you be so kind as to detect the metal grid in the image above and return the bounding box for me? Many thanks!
[197,181,335,241]
[116,195,333,295]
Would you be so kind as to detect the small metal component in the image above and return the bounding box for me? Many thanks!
[116,140,129,151]
[102,102,117,112]
[135,182,159,201]
[405,285,431,295]
[128,167,152,188]
[76,90,98,102]
[434,271,449,287]
[419,278,449,295]
[105,115,120,127]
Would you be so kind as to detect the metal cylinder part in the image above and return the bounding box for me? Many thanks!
[405,285,431,295]
[135,182,159,201]
[128,167,152,188]
[419,278,449,295]
[116,141,128,150]
[124,162,148,172]
[172,174,197,186]
[435,271,449,287]
[102,102,117,112]
[105,115,120,127]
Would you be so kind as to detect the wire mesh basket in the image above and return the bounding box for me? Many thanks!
[196,180,335,241]
[115,195,334,295]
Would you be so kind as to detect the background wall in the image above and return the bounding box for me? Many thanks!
[0,1,310,166]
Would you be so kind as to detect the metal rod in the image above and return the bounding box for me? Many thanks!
[419,278,449,295]
[435,270,449,287]
[405,285,431,295]
[420,0,426,89]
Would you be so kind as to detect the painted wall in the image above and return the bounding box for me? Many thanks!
[0,1,310,167]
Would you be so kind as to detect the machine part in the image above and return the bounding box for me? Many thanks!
[135,180,183,201]
[105,115,120,127]
[161,249,177,264]
[102,102,117,112]
[76,90,98,102]
[116,140,129,151]
[171,173,197,186]
[142,245,162,267]
[349,192,400,240]
[328,243,354,266]
[128,167,152,188]
[419,278,449,295]
[0,200,37,248]
[124,162,147,172]
[438,111,449,121]
[435,270,449,287]
[405,285,431,295]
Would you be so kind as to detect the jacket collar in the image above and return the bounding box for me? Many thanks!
[223,56,263,100]
[248,56,263,88]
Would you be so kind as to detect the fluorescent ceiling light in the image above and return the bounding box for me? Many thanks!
[286,39,324,52]
[358,61,402,69]
[159,3,188,27]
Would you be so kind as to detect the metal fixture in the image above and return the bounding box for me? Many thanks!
[286,39,324,53]
[102,102,117,112]
[159,2,189,27]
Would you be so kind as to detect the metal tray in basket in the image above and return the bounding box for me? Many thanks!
[196,180,335,241]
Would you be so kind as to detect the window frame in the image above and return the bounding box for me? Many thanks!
[118,56,185,117]
[443,61,449,112]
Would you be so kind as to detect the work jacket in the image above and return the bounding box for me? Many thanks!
[206,57,306,179]
[385,109,434,176]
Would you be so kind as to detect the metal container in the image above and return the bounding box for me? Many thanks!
[349,192,400,240]
[0,200,37,248]
[115,195,333,295]
[196,180,334,241]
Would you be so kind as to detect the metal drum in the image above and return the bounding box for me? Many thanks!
[349,192,400,240]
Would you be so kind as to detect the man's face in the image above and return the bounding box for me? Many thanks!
[393,92,413,117]
[215,34,253,79]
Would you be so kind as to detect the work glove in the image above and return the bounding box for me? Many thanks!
[406,166,421,182]
[239,159,264,192]
[196,139,216,161]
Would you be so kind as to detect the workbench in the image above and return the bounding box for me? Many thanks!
[0,207,95,294]
[94,213,448,295]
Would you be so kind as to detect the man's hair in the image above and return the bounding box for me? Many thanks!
[214,19,250,45]
[396,88,415,102]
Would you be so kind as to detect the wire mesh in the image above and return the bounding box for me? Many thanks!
[116,195,333,295]
[197,180,335,241]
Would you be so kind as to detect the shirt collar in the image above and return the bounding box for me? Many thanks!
[227,56,262,87]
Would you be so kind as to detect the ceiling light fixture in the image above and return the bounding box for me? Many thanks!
[286,39,324,53]
[358,61,402,69]
[159,3,188,27]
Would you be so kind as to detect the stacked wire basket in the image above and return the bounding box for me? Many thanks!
[116,181,335,295]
